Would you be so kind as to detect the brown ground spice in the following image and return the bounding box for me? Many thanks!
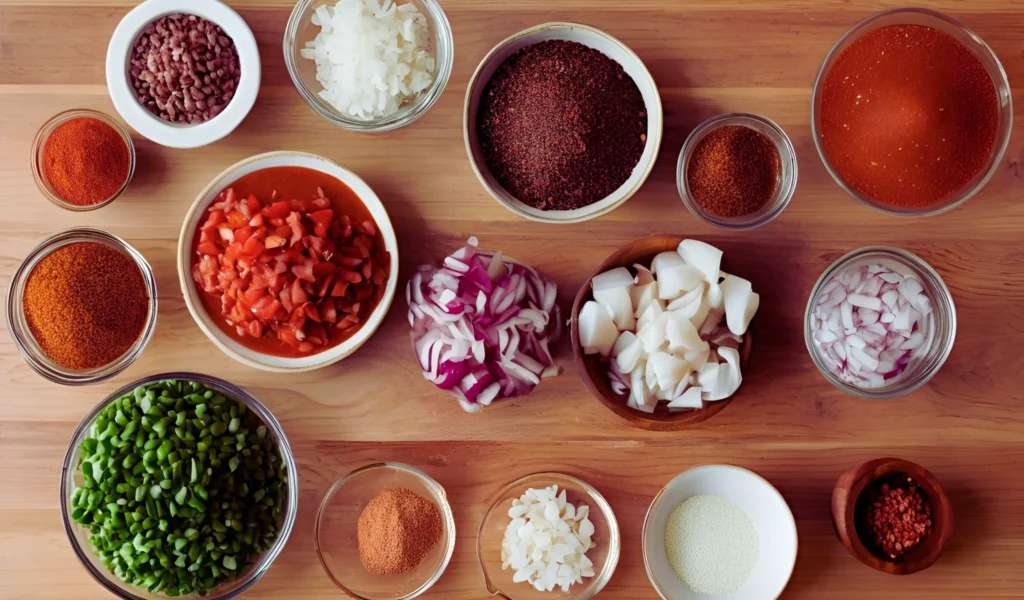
[357,487,442,575]
[478,40,647,211]
[22,242,148,370]
[687,125,780,218]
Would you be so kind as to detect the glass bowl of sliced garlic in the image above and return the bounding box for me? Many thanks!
[476,472,620,600]
[570,235,758,430]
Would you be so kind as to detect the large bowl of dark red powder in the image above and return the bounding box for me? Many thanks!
[464,23,663,224]
[812,8,1012,216]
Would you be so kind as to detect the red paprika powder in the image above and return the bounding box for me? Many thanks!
[41,116,131,207]
[819,24,999,208]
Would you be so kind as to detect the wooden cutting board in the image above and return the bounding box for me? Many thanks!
[1,1,1022,598]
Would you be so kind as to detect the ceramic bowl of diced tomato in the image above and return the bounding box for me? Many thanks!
[177,151,399,372]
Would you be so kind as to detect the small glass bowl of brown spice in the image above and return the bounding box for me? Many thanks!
[31,109,136,212]
[677,113,797,231]
[314,462,456,600]
[832,457,954,575]
[5,228,158,385]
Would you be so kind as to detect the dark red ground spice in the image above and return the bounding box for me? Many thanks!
[477,40,647,211]
[687,125,780,218]
[819,24,999,208]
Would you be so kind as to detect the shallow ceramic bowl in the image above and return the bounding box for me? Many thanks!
[832,457,953,575]
[177,151,399,372]
[314,463,456,599]
[811,7,1013,217]
[643,465,797,600]
[570,235,752,430]
[477,472,620,600]
[464,22,663,224]
[106,0,261,148]
[60,372,299,599]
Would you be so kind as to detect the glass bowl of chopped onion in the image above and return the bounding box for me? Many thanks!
[284,0,454,132]
[59,373,299,599]
[477,472,620,600]
[804,246,956,399]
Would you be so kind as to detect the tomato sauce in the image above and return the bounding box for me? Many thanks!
[191,166,388,358]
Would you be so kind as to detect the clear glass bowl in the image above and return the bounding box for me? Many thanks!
[804,247,957,399]
[283,0,454,132]
[59,372,300,599]
[314,462,456,599]
[5,228,158,385]
[477,472,620,600]
[677,113,797,230]
[31,109,136,211]
[810,8,1013,217]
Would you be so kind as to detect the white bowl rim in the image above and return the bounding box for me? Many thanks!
[105,0,261,149]
[463,21,664,224]
[642,464,799,600]
[177,150,399,372]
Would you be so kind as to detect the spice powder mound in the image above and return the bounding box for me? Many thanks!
[478,40,647,211]
[687,125,780,218]
[41,117,130,207]
[22,242,148,370]
[357,487,442,575]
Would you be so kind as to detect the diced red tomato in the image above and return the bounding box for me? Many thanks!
[262,201,291,220]
[227,210,248,228]
[242,236,266,257]
[309,209,333,238]
[197,241,221,256]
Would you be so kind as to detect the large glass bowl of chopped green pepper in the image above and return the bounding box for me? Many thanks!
[60,373,299,599]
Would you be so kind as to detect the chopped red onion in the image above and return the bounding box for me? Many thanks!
[810,262,932,389]
[408,237,561,412]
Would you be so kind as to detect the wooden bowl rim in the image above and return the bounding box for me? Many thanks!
[836,457,954,575]
[569,234,751,431]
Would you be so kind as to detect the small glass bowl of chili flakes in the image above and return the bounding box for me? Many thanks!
[31,109,136,212]
[5,227,158,385]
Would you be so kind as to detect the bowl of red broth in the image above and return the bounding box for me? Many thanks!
[812,8,1012,216]
[178,151,398,371]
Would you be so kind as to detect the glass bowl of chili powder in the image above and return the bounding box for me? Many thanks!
[812,8,1013,217]
[5,228,158,385]
[31,109,136,211]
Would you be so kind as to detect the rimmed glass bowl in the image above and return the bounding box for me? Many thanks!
[284,0,454,132]
[810,7,1013,217]
[5,227,158,385]
[31,109,136,211]
[677,112,797,231]
[59,372,299,599]
[804,246,956,399]
[477,472,620,600]
[314,462,456,600]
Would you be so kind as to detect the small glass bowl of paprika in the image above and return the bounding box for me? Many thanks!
[314,462,456,600]
[5,227,158,385]
[31,109,136,211]
[677,112,798,231]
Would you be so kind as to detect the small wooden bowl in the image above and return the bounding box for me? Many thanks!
[832,457,954,575]
[569,234,752,431]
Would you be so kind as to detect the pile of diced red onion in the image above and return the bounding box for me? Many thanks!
[810,261,932,388]
[407,237,561,412]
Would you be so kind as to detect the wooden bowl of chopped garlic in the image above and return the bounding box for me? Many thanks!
[570,235,756,431]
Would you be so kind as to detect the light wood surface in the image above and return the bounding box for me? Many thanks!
[1,1,1023,598]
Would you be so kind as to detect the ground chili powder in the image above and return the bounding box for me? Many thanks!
[478,40,647,211]
[687,125,780,218]
[22,242,148,370]
[819,25,999,208]
[41,117,130,206]
[357,487,442,575]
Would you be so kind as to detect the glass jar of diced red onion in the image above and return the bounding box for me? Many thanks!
[804,247,956,399]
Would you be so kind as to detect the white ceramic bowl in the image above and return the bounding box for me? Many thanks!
[643,465,798,600]
[464,22,663,224]
[177,151,399,372]
[106,0,260,149]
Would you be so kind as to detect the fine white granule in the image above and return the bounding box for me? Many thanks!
[665,494,759,595]
[300,0,436,120]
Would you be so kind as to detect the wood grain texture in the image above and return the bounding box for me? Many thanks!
[1,0,1022,598]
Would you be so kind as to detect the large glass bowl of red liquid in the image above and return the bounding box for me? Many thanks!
[811,8,1012,217]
